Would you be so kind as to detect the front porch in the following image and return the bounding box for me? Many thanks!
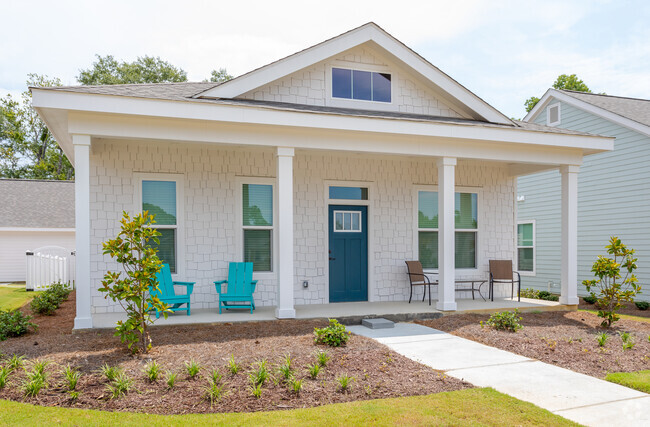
[90,297,566,329]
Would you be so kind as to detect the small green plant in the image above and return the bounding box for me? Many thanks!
[289,377,303,394]
[364,384,372,395]
[29,283,72,316]
[31,359,49,378]
[204,381,227,405]
[23,375,46,397]
[596,332,608,347]
[67,390,80,401]
[250,382,262,398]
[277,354,294,382]
[0,365,10,389]
[7,354,25,371]
[47,282,72,301]
[537,291,559,301]
[185,359,201,379]
[209,368,223,385]
[583,295,598,304]
[620,332,635,350]
[314,319,351,347]
[143,360,161,382]
[165,371,177,389]
[227,354,240,375]
[520,288,540,299]
[481,309,523,332]
[316,350,330,366]
[63,365,81,390]
[106,372,133,399]
[307,363,321,379]
[100,211,170,354]
[250,359,269,386]
[583,237,641,328]
[0,310,37,341]
[100,363,122,381]
[635,301,649,311]
[337,374,354,392]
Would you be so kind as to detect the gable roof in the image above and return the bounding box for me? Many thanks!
[0,179,75,229]
[195,22,514,125]
[524,89,650,137]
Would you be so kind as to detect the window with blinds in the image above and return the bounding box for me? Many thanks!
[242,183,273,272]
[417,190,478,269]
[142,180,177,273]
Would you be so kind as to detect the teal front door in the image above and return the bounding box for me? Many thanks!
[328,205,368,302]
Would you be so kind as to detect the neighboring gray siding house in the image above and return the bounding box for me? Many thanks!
[519,90,650,301]
[0,179,76,282]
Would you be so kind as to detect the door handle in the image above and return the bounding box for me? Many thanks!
[329,257,336,261]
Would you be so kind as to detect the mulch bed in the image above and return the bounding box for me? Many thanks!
[0,293,470,414]
[578,298,650,318]
[418,309,650,379]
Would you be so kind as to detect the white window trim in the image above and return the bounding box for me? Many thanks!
[517,220,536,276]
[547,103,561,127]
[235,176,277,278]
[134,172,185,278]
[412,185,482,274]
[324,62,398,111]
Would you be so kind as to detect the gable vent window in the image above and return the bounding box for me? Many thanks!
[332,68,391,103]
[547,103,561,126]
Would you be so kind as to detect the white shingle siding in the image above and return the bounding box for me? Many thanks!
[88,140,515,314]
[239,46,462,118]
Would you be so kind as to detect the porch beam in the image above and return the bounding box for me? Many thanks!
[437,157,457,311]
[560,165,579,305]
[276,147,296,318]
[72,134,93,329]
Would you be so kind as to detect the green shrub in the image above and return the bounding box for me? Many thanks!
[204,381,227,405]
[106,372,133,399]
[185,359,201,379]
[0,310,37,340]
[7,354,25,371]
[249,360,269,386]
[47,282,72,301]
[635,301,649,311]
[227,354,240,375]
[99,363,122,382]
[165,371,177,389]
[520,288,540,299]
[143,360,161,382]
[481,309,523,332]
[537,291,559,302]
[0,365,10,389]
[620,332,635,351]
[277,354,294,382]
[315,350,330,366]
[596,332,608,347]
[337,374,354,392]
[307,363,321,379]
[30,292,60,315]
[63,365,81,391]
[583,237,641,327]
[289,377,303,394]
[250,382,262,398]
[583,295,598,304]
[314,319,351,347]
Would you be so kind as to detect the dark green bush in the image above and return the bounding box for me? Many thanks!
[481,309,523,332]
[314,319,351,347]
[48,283,72,301]
[520,288,540,299]
[583,295,598,304]
[537,291,560,301]
[0,310,38,340]
[635,301,649,311]
[30,282,72,315]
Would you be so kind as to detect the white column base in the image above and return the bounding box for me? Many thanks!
[73,316,93,330]
[559,296,579,305]
[275,308,296,319]
[436,301,457,311]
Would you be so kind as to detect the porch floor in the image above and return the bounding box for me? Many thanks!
[90,297,567,329]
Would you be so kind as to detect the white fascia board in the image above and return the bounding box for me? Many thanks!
[199,24,513,125]
[0,227,76,232]
[33,107,74,163]
[528,89,650,138]
[32,89,613,153]
[523,88,553,122]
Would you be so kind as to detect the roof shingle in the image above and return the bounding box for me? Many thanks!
[0,179,75,228]
[560,90,650,127]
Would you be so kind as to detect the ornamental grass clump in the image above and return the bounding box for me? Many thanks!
[143,360,161,382]
[596,332,609,347]
[0,365,10,389]
[227,354,240,375]
[7,354,25,371]
[165,371,177,389]
[582,237,641,328]
[63,364,81,390]
[249,359,269,386]
[314,319,351,347]
[100,211,170,354]
[481,309,523,332]
[277,354,294,382]
[307,362,321,379]
[106,372,133,399]
[619,332,635,351]
[100,363,122,382]
[185,359,201,379]
[337,374,354,392]
[316,350,330,366]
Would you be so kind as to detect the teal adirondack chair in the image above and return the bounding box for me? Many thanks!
[214,262,257,314]
[150,264,194,318]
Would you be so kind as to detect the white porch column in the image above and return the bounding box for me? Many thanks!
[72,134,93,329]
[560,165,580,305]
[437,157,457,311]
[276,147,296,318]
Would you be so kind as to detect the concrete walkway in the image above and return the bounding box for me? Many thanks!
[348,323,650,427]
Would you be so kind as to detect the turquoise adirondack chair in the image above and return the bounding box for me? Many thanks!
[150,264,195,318]
[214,262,257,314]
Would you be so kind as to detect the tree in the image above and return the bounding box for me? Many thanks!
[206,68,233,83]
[524,74,592,113]
[77,55,188,85]
[582,237,641,328]
[0,74,74,180]
[100,211,169,354]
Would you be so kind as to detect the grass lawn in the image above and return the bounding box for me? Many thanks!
[0,388,578,426]
[0,284,40,311]
[606,370,650,393]
[578,309,650,324]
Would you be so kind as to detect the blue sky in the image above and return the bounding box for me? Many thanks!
[1,0,648,118]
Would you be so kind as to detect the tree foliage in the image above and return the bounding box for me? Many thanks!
[206,68,233,83]
[100,211,169,353]
[0,74,74,179]
[524,74,592,113]
[77,55,188,85]
[582,237,641,328]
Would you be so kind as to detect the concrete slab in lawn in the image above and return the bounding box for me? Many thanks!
[555,396,650,426]
[448,360,647,412]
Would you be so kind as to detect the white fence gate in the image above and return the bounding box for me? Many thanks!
[26,246,76,291]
